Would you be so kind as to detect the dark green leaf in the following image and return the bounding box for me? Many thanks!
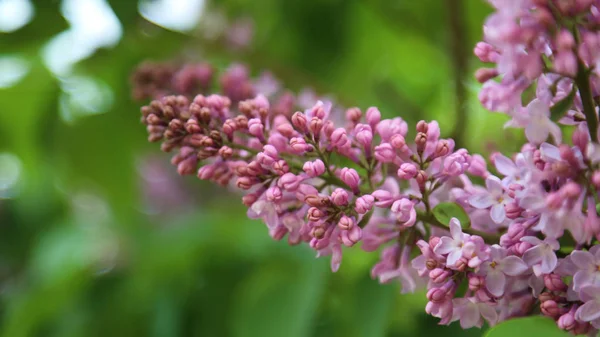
[485,317,570,337]
[432,202,470,228]
[550,88,576,121]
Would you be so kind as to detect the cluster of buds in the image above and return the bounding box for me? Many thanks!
[133,0,600,334]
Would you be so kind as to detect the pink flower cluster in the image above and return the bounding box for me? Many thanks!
[134,1,600,334]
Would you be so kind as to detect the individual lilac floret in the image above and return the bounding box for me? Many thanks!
[570,246,600,292]
[521,236,559,277]
[468,175,512,224]
[479,245,528,297]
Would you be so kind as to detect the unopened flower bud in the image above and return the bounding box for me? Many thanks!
[429,268,451,284]
[331,188,350,206]
[307,207,325,222]
[374,143,396,163]
[544,274,567,292]
[303,159,325,177]
[397,163,418,179]
[475,68,499,83]
[345,107,362,124]
[355,195,374,214]
[340,167,360,192]
[291,111,308,132]
[366,107,381,128]
[338,215,354,230]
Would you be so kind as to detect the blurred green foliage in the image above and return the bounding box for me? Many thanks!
[0,1,535,336]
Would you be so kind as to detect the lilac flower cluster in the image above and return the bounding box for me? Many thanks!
[133,1,600,334]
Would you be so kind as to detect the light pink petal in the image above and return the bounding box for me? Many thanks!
[494,154,517,176]
[591,245,600,257]
[479,303,498,326]
[490,203,506,224]
[540,142,561,162]
[434,237,457,255]
[490,245,506,261]
[459,303,481,329]
[522,245,544,266]
[447,250,462,267]
[576,300,600,322]
[547,121,562,145]
[485,175,504,194]
[580,285,600,302]
[449,218,463,241]
[501,256,528,276]
[486,269,506,297]
[571,250,595,269]
[330,244,342,272]
[520,236,543,246]
[519,194,546,210]
[574,271,597,292]
[525,122,549,144]
[469,193,495,209]
[527,99,549,117]
[540,250,558,274]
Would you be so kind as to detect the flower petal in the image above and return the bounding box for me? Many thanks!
[478,303,498,326]
[490,203,506,224]
[571,250,595,270]
[576,300,600,322]
[540,250,557,274]
[574,270,597,292]
[501,256,529,276]
[447,250,462,267]
[494,154,517,176]
[525,121,549,144]
[434,237,457,255]
[469,193,495,209]
[486,269,506,297]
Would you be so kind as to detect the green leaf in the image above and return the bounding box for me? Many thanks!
[432,202,470,228]
[485,317,570,337]
[550,88,576,121]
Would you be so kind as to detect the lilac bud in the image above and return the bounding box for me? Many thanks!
[242,192,260,207]
[416,170,427,186]
[339,167,360,191]
[415,132,428,153]
[323,120,335,138]
[248,118,264,138]
[593,171,600,188]
[341,225,362,246]
[278,173,303,191]
[355,195,374,214]
[572,128,588,153]
[416,120,428,133]
[374,143,396,163]
[218,146,233,159]
[345,107,362,124]
[272,160,289,175]
[291,111,308,132]
[266,186,283,201]
[355,124,373,147]
[475,68,499,83]
[197,164,216,180]
[366,107,381,128]
[307,207,325,222]
[391,198,416,227]
[475,289,493,302]
[429,268,452,284]
[474,42,499,63]
[330,128,350,149]
[296,184,318,202]
[270,225,288,241]
[560,181,581,200]
[236,176,255,190]
[468,275,484,291]
[372,190,395,208]
[309,117,324,135]
[426,287,449,303]
[538,292,556,303]
[389,134,407,149]
[544,274,567,292]
[557,312,576,331]
[554,51,577,76]
[277,123,295,138]
[505,202,522,219]
[331,188,350,206]
[303,159,325,177]
[541,300,563,318]
[397,163,418,180]
[338,215,354,230]
[290,137,310,154]
[467,154,488,177]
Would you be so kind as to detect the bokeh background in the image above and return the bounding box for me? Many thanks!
[0,0,528,336]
